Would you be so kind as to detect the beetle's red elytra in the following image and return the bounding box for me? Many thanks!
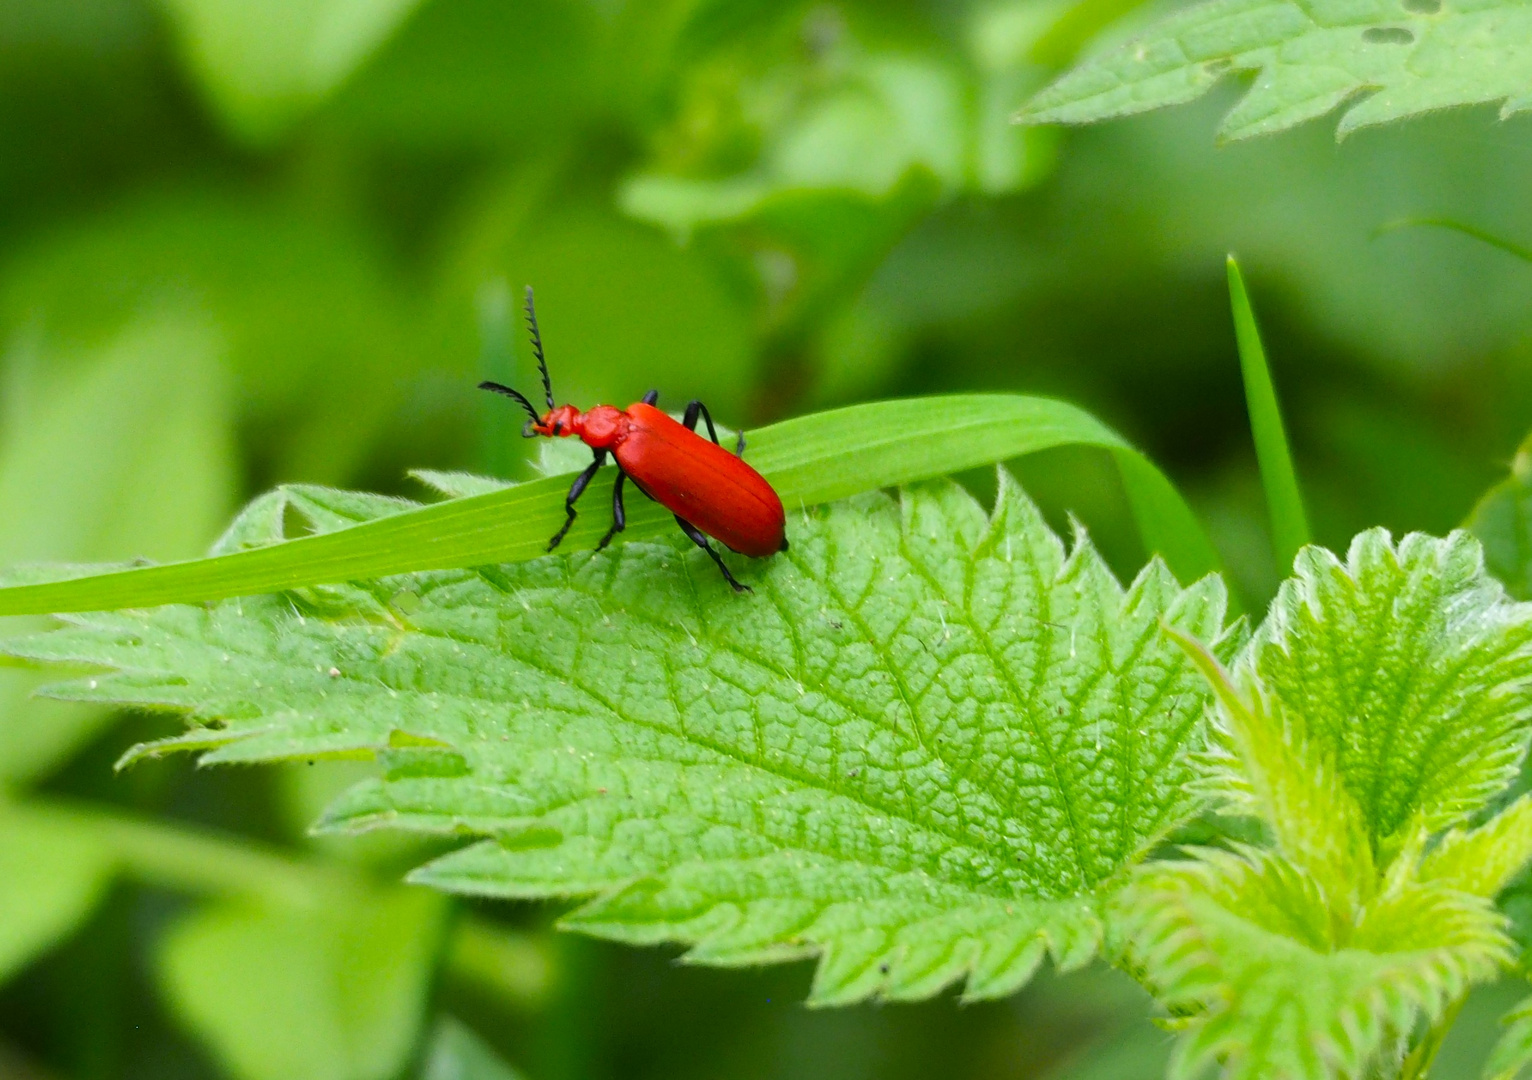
[479,287,787,593]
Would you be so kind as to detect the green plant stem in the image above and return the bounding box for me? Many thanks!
[1227,255,1310,576]
[1398,995,1465,1080]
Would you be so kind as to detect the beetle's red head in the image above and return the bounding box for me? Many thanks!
[478,286,576,439]
[530,404,582,438]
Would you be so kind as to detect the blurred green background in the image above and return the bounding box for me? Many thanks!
[2,0,1531,1077]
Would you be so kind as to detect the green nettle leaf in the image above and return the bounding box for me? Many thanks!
[6,471,1239,1005]
[1016,0,1532,141]
[1132,529,1532,1079]
[1123,849,1508,1080]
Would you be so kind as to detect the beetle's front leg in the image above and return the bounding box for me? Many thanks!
[547,450,606,551]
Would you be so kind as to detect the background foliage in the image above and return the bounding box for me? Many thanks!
[3,0,1532,1077]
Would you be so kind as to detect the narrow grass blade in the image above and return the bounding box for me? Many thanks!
[0,394,1228,615]
[1376,217,1532,266]
[1227,256,1309,575]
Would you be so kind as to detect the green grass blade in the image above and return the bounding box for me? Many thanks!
[0,394,1226,616]
[1376,217,1532,266]
[1227,256,1310,575]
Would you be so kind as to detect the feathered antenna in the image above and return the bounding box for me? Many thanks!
[477,380,541,426]
[524,285,553,411]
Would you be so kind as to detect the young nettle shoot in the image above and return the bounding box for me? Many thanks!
[480,287,787,593]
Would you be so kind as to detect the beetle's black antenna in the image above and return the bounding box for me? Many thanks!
[524,286,554,411]
[478,380,541,424]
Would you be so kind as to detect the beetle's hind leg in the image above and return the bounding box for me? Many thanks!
[682,399,723,446]
[683,399,746,456]
[548,450,606,551]
[597,470,628,550]
[673,515,749,593]
[642,389,659,406]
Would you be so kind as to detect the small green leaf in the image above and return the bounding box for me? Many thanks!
[1122,848,1510,1080]
[0,395,1227,617]
[1486,993,1532,1080]
[420,1018,526,1080]
[1419,795,1532,899]
[1139,528,1532,1077]
[157,887,447,1080]
[0,802,115,981]
[1162,624,1374,912]
[1227,257,1309,575]
[1468,433,1532,601]
[1016,0,1532,141]
[10,473,1239,1004]
[1246,529,1532,845]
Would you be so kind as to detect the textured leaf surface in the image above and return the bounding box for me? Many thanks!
[6,472,1236,1005]
[1123,849,1510,1080]
[1234,529,1532,843]
[1132,529,1532,1078]
[1017,0,1532,140]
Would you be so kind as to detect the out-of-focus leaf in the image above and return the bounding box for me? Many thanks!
[0,313,235,781]
[420,1018,526,1080]
[157,0,426,145]
[441,198,756,416]
[623,5,1063,237]
[0,193,417,482]
[1468,433,1532,601]
[157,886,446,1080]
[0,395,1225,616]
[1017,0,1532,140]
[320,0,598,149]
[0,802,114,981]
[908,91,1532,389]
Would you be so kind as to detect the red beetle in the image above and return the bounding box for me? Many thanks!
[480,288,787,592]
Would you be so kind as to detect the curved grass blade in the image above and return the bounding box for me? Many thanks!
[1227,256,1309,576]
[0,395,1227,616]
[1376,217,1532,266]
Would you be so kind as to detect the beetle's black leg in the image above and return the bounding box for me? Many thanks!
[641,389,659,406]
[548,450,606,551]
[674,514,749,593]
[597,469,628,550]
[682,399,722,446]
[735,429,746,456]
